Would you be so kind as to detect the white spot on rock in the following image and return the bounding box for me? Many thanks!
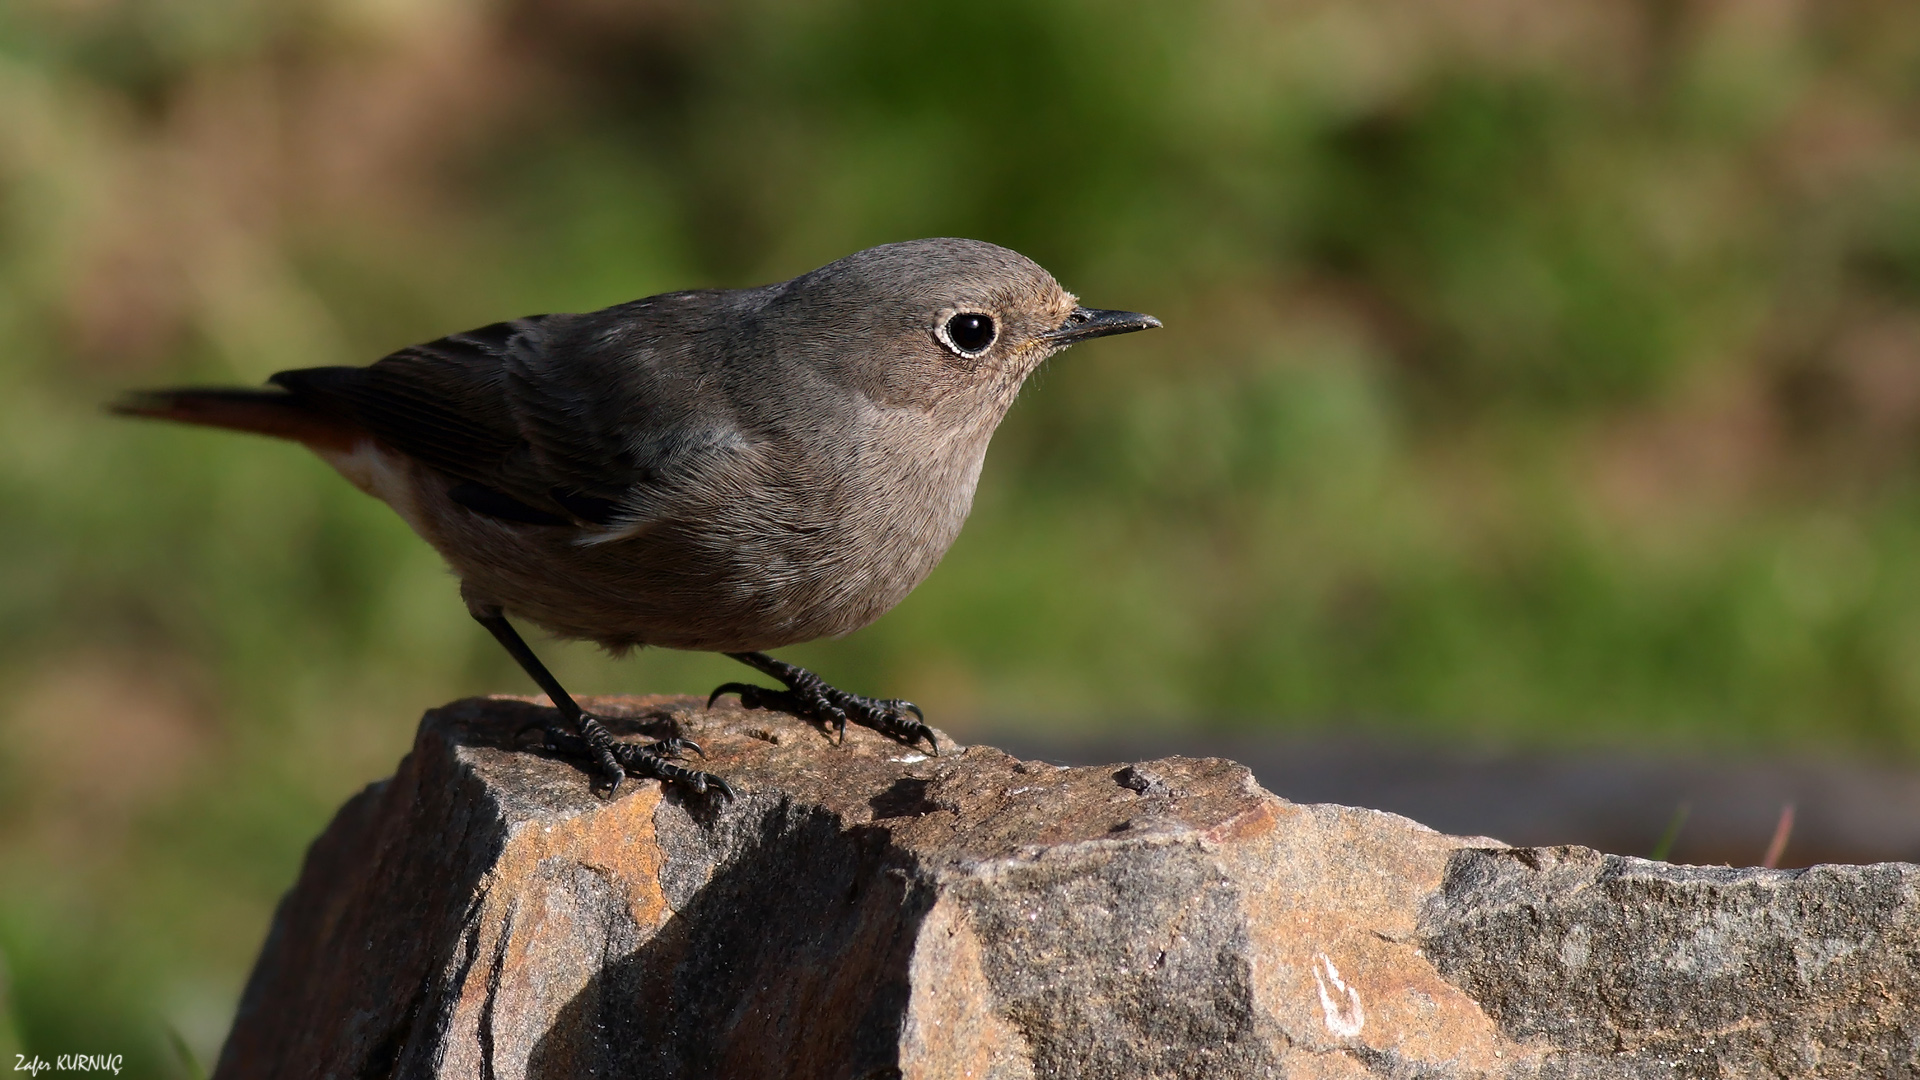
[1560,923,1591,971]
[1312,952,1365,1038]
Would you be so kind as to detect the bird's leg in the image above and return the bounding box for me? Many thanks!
[470,607,733,800]
[709,651,938,754]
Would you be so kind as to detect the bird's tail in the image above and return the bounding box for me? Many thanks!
[109,387,361,452]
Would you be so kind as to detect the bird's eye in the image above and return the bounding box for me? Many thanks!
[940,312,997,356]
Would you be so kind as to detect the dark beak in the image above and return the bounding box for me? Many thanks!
[1043,307,1163,346]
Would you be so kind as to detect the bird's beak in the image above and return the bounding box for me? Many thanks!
[1043,307,1163,346]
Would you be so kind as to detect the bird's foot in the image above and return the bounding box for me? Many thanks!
[709,652,938,754]
[535,713,735,801]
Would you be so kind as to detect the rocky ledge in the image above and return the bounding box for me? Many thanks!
[215,696,1920,1079]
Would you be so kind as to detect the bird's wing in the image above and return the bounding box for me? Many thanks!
[271,310,750,531]
[273,320,529,479]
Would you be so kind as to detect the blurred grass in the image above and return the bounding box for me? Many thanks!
[6,0,1920,1070]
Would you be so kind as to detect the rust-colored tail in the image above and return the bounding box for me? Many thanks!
[110,387,361,453]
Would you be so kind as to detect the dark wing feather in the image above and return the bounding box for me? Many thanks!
[270,303,755,531]
[271,318,590,524]
[498,291,749,510]
[446,480,569,526]
[271,320,534,481]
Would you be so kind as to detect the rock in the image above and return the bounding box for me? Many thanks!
[215,696,1920,1080]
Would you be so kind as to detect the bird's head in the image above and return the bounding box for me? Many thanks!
[762,238,1161,415]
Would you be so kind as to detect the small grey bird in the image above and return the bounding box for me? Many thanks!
[114,238,1159,798]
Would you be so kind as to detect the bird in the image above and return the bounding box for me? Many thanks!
[113,238,1161,799]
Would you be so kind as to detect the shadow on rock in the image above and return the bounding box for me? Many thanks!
[527,801,932,1080]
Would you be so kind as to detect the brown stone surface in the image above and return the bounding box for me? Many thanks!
[215,696,1920,1079]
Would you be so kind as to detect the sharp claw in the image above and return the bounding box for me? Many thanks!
[538,727,570,754]
[709,682,761,708]
[649,736,704,760]
[534,710,728,802]
[719,655,933,754]
[712,776,737,801]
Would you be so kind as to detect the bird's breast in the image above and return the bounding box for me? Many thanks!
[673,411,993,645]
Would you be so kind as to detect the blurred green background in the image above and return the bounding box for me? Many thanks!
[7,0,1920,1071]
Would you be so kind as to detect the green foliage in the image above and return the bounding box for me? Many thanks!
[6,0,1920,1063]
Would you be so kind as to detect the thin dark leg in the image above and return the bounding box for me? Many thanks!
[472,609,733,799]
[708,651,937,754]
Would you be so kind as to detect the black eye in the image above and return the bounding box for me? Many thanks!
[942,312,996,355]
